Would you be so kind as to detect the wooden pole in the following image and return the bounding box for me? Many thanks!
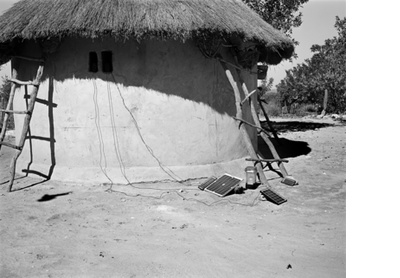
[246,158,289,163]
[218,59,270,187]
[232,116,268,132]
[319,89,329,117]
[323,89,328,111]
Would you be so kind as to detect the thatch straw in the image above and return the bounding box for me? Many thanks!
[0,0,294,64]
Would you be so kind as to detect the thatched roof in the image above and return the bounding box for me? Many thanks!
[0,0,294,64]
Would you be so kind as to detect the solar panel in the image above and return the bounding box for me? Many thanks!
[204,174,242,197]
[198,177,217,190]
[260,189,287,205]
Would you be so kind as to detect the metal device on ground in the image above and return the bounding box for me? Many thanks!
[245,166,257,189]
[281,176,298,186]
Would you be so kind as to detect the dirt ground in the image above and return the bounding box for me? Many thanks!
[0,117,345,278]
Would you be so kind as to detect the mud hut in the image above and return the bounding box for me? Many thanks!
[0,0,293,184]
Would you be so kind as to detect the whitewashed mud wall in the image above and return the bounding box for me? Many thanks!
[13,38,257,183]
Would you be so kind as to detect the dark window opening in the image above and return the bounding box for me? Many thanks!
[101,51,113,73]
[88,52,98,73]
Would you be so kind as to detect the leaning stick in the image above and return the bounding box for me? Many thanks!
[240,89,257,106]
[257,98,280,141]
[231,57,289,177]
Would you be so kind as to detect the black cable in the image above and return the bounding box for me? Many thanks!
[106,80,130,186]
[110,73,184,183]
[92,79,113,185]
[107,186,262,207]
[97,75,262,208]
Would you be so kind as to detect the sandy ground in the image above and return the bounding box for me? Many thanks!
[0,117,345,278]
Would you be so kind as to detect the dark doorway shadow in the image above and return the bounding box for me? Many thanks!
[258,137,311,159]
[261,120,334,134]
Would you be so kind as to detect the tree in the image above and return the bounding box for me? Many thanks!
[0,75,12,130]
[0,75,11,101]
[242,0,309,48]
[277,16,346,114]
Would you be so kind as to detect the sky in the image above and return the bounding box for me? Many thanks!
[0,0,345,85]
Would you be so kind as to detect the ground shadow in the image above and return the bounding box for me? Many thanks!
[261,121,334,134]
[37,191,72,202]
[258,136,311,159]
[10,178,49,192]
[256,136,311,179]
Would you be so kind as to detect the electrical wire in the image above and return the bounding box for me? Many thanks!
[110,73,184,183]
[92,79,113,185]
[106,80,130,185]
[91,74,263,208]
[174,190,262,207]
[108,185,262,207]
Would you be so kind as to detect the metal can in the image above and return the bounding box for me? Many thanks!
[245,166,257,189]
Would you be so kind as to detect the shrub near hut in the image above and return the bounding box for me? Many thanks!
[0,77,13,131]
[259,90,282,117]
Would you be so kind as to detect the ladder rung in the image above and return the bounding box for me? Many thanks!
[0,109,29,114]
[12,55,45,63]
[240,89,258,106]
[10,78,39,86]
[26,135,55,142]
[23,95,58,107]
[21,169,49,179]
[246,158,289,163]
[0,141,22,150]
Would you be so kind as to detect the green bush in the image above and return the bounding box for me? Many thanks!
[0,77,14,131]
[303,104,318,113]
[266,104,282,117]
[259,91,282,117]
[291,104,318,117]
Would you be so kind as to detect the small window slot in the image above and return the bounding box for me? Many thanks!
[101,51,113,73]
[88,51,98,73]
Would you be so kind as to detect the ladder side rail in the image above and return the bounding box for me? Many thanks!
[8,63,44,192]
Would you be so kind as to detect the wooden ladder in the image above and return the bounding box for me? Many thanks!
[0,56,45,192]
[219,54,297,186]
